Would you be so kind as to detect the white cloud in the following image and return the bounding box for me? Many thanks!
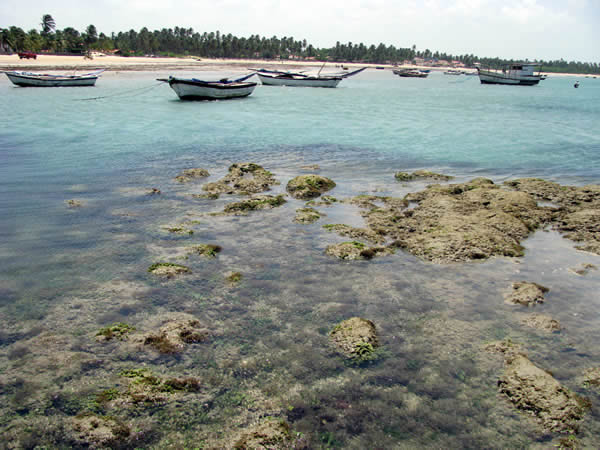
[0,0,597,61]
[501,0,561,25]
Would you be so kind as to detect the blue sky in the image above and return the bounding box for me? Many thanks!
[1,0,598,62]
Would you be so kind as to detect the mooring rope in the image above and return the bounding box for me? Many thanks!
[75,81,165,101]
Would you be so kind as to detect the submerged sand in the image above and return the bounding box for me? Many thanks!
[1,161,599,448]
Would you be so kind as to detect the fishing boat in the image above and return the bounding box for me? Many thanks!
[4,69,104,87]
[157,74,257,100]
[444,69,464,75]
[477,63,544,86]
[257,72,342,88]
[393,68,428,78]
[255,67,366,88]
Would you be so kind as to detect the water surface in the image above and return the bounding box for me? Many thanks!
[1,69,599,448]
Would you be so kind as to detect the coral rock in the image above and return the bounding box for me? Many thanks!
[330,317,379,361]
[286,175,336,199]
[147,262,191,278]
[505,282,549,306]
[143,319,209,354]
[395,170,454,182]
[499,354,589,433]
[175,168,210,183]
[294,207,323,224]
[232,417,293,449]
[520,314,560,332]
[222,194,286,214]
[325,241,392,260]
[202,162,278,196]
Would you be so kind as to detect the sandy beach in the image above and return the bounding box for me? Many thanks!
[0,54,586,77]
[0,54,362,73]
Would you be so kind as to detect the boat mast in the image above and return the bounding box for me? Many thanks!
[317,62,326,78]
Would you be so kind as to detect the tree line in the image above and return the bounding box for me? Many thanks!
[1,15,598,74]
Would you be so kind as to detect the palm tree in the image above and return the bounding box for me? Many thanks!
[85,24,98,44]
[40,14,56,34]
[1,28,13,53]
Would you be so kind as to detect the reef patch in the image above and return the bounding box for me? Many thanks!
[175,168,210,183]
[147,262,191,278]
[142,318,209,354]
[394,170,454,182]
[505,282,549,306]
[286,175,336,199]
[201,162,278,197]
[330,317,380,361]
[325,241,393,260]
[520,314,560,332]
[486,340,589,433]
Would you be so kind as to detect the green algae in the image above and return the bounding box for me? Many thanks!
[120,368,200,392]
[306,195,338,206]
[70,413,134,447]
[144,333,181,354]
[395,170,454,182]
[223,194,286,213]
[95,388,120,407]
[163,225,194,235]
[187,244,222,257]
[192,192,220,199]
[330,317,380,362]
[147,262,191,277]
[174,168,210,183]
[322,223,385,244]
[114,369,203,406]
[347,241,365,249]
[201,162,279,197]
[325,241,393,260]
[142,319,209,354]
[226,272,243,283]
[558,434,581,449]
[5,166,600,448]
[286,175,336,199]
[294,207,323,224]
[96,323,135,341]
[232,416,294,449]
[353,341,377,361]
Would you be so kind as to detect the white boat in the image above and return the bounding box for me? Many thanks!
[257,73,342,88]
[158,75,257,100]
[4,69,104,87]
[477,63,544,86]
[393,68,428,78]
[255,67,365,88]
[444,69,464,75]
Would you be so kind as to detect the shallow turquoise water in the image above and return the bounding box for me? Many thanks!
[1,69,600,448]
[2,70,599,183]
[2,70,598,277]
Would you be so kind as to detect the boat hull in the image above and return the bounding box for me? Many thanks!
[168,78,257,100]
[5,72,100,87]
[477,69,541,86]
[257,74,341,88]
[393,70,428,78]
